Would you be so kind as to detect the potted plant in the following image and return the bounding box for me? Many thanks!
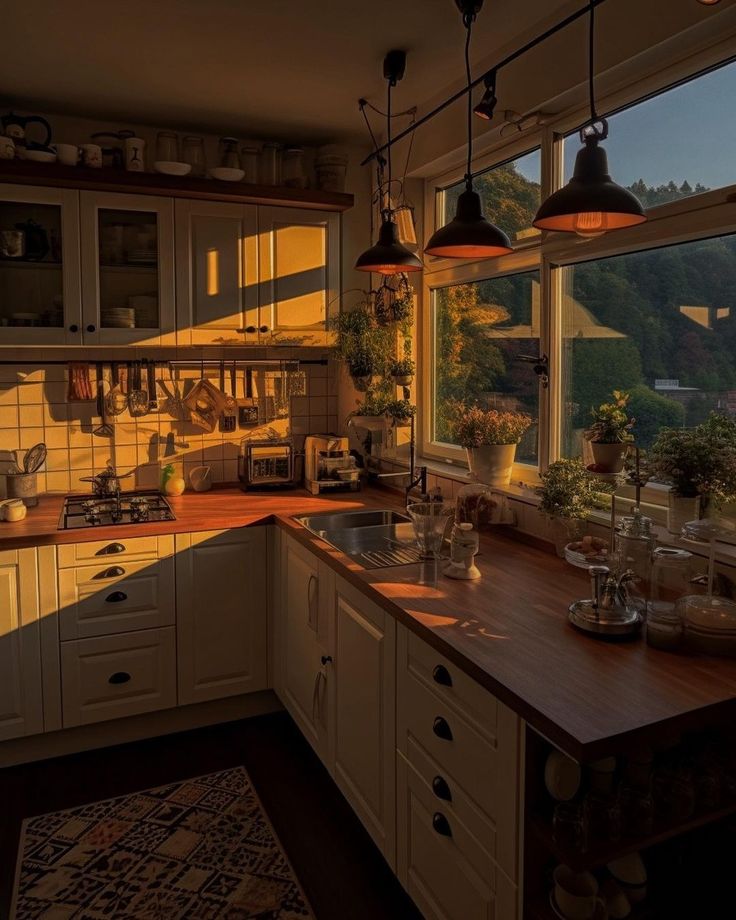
[385,398,416,426]
[390,356,415,387]
[648,413,736,533]
[347,348,375,392]
[537,458,613,555]
[348,392,391,431]
[584,390,634,473]
[448,403,532,487]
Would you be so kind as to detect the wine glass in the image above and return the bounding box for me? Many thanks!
[407,502,454,585]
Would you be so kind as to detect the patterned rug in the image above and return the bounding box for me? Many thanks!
[12,766,314,919]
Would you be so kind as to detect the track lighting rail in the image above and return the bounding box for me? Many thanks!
[360,0,609,166]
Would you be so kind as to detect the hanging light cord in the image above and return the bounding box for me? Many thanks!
[464,14,474,190]
[386,75,393,219]
[588,0,598,122]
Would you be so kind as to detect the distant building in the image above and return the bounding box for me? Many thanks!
[654,379,701,405]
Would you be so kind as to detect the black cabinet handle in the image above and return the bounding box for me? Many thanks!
[106,591,128,603]
[321,655,333,666]
[97,543,125,555]
[69,323,79,333]
[432,812,452,837]
[433,716,453,741]
[108,671,131,685]
[245,325,257,334]
[432,775,452,802]
[433,664,453,687]
[95,566,125,579]
[86,323,96,333]
[259,324,270,334]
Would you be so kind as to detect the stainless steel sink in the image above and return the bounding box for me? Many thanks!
[294,509,422,569]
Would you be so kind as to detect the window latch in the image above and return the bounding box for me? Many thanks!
[517,353,549,388]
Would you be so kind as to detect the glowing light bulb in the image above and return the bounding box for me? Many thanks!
[574,212,606,238]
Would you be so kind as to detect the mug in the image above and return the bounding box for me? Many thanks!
[553,865,605,920]
[189,465,212,492]
[0,135,14,159]
[80,143,102,168]
[55,143,79,166]
[124,136,146,172]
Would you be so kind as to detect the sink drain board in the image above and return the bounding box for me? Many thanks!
[358,545,423,568]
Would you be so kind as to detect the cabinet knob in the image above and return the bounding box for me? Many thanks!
[432,775,452,802]
[259,324,270,334]
[97,542,125,555]
[321,655,332,666]
[68,324,79,333]
[86,324,96,333]
[108,671,131,685]
[105,590,128,603]
[432,716,453,741]
[245,325,257,334]
[432,812,452,837]
[432,664,453,687]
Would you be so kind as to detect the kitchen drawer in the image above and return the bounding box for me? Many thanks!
[58,557,175,640]
[57,534,174,568]
[397,751,518,920]
[60,627,176,727]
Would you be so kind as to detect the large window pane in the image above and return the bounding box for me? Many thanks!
[563,59,736,205]
[440,149,541,245]
[432,271,540,464]
[560,235,736,459]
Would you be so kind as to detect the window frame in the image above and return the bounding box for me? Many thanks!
[420,47,736,499]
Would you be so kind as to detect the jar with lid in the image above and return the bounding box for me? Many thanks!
[182,136,206,176]
[282,147,307,188]
[649,547,695,618]
[240,146,259,184]
[614,507,656,615]
[260,142,280,185]
[218,137,240,169]
[455,482,494,529]
[155,131,179,162]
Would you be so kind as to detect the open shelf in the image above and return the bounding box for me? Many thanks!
[0,260,62,269]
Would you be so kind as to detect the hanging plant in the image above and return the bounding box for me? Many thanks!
[390,356,415,386]
[385,398,416,426]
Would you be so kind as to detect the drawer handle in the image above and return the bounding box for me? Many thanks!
[321,655,333,666]
[432,716,453,741]
[432,812,452,837]
[307,574,318,632]
[95,566,125,579]
[106,591,128,603]
[433,664,453,687]
[97,542,126,555]
[432,775,452,802]
[108,671,131,685]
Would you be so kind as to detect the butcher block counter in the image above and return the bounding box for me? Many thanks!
[4,485,736,760]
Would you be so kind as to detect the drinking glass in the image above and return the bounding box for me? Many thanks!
[553,801,588,853]
[156,131,178,162]
[182,135,206,177]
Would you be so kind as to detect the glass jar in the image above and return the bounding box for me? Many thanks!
[649,548,694,617]
[282,147,307,188]
[455,483,494,529]
[240,146,259,184]
[614,508,656,615]
[218,137,240,169]
[260,142,280,185]
[182,136,206,177]
[155,131,178,162]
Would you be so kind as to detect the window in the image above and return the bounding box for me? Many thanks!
[560,235,736,458]
[439,148,542,245]
[431,271,540,464]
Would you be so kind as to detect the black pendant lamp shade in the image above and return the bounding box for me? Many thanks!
[425,185,511,258]
[355,216,423,273]
[533,123,646,235]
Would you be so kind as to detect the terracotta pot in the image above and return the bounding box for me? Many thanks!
[466,443,517,487]
[667,492,701,535]
[392,374,413,387]
[589,441,628,473]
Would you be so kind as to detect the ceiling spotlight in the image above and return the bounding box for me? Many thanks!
[473,71,498,121]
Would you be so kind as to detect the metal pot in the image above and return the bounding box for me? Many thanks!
[79,463,133,497]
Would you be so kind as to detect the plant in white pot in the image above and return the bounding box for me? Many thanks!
[584,390,634,474]
[537,458,613,556]
[448,403,532,487]
[390,356,415,387]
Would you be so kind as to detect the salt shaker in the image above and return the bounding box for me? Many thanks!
[443,522,480,580]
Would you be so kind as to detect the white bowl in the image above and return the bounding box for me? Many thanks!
[544,750,581,801]
[209,166,245,182]
[25,149,56,163]
[154,160,191,176]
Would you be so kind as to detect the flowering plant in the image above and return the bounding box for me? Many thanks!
[648,413,736,505]
[537,458,614,520]
[447,403,532,447]
[584,391,635,444]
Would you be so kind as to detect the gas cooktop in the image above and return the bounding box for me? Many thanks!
[59,491,176,530]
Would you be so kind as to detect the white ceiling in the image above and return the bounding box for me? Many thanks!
[1,0,575,143]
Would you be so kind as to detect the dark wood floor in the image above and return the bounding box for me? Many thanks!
[0,711,422,920]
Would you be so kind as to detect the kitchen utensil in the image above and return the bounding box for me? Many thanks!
[23,442,47,473]
[238,367,260,427]
[184,377,228,433]
[146,360,159,412]
[93,363,113,438]
[238,438,296,490]
[6,472,38,506]
[189,465,213,492]
[128,361,149,417]
[154,160,191,176]
[105,363,127,416]
[67,363,94,401]
[80,463,134,498]
[218,362,237,433]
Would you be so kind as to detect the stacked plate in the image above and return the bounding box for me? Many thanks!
[679,595,736,656]
[101,306,136,328]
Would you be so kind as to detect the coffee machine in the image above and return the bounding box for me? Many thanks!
[304,435,359,495]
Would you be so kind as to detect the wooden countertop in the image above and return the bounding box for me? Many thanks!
[4,486,736,760]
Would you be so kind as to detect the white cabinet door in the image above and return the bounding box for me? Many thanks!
[175,199,258,345]
[277,535,330,760]
[0,184,82,344]
[80,191,175,345]
[176,528,268,705]
[257,206,339,346]
[330,573,396,866]
[0,548,43,740]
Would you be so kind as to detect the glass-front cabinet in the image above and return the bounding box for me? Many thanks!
[80,192,175,345]
[0,185,81,344]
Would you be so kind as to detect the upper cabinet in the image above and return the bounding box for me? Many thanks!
[0,184,81,344]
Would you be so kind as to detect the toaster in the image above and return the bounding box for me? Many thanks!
[238,438,296,490]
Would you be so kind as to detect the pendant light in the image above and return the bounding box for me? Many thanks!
[425,1,512,259]
[533,1,646,236]
[355,53,422,274]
